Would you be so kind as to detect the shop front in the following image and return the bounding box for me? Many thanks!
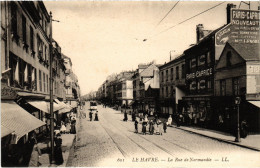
[182,95,213,128]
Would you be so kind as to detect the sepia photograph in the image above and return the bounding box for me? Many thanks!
[1,0,260,167]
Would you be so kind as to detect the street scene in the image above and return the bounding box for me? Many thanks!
[67,102,259,167]
[1,1,260,167]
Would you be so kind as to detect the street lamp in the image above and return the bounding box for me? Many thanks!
[235,97,241,142]
[49,11,60,164]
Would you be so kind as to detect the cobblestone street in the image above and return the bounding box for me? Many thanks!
[68,102,260,167]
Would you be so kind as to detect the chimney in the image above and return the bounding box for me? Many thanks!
[226,3,236,24]
[196,24,204,43]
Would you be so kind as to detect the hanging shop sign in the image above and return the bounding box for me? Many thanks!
[230,9,260,44]
[186,68,213,80]
[216,24,232,46]
[1,86,17,100]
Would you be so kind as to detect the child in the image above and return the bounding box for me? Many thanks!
[149,120,154,135]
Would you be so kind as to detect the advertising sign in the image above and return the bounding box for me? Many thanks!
[216,23,232,46]
[186,67,213,80]
[230,9,260,44]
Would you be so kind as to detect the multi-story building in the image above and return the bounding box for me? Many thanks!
[159,55,186,117]
[1,1,53,166]
[215,43,260,133]
[115,71,134,106]
[63,54,81,109]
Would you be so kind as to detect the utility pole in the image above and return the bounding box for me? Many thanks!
[235,97,241,142]
[49,11,55,164]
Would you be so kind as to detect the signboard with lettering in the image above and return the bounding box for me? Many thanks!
[247,64,260,75]
[186,68,213,80]
[216,24,232,46]
[230,9,260,44]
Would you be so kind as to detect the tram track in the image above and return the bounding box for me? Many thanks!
[105,112,197,155]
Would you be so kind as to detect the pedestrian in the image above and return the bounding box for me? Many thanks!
[28,134,42,167]
[132,112,136,122]
[134,118,138,133]
[123,111,128,121]
[70,118,76,134]
[163,121,167,133]
[89,111,93,121]
[142,121,147,135]
[54,133,64,165]
[149,120,154,135]
[94,111,99,121]
[156,119,163,135]
[167,115,172,126]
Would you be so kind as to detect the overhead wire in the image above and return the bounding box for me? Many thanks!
[156,1,180,27]
[145,1,226,41]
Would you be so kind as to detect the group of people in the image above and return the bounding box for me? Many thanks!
[89,110,99,121]
[134,115,173,135]
[60,113,77,134]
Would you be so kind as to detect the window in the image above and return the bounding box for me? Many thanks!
[37,35,43,58]
[11,2,17,35]
[199,55,205,66]
[18,59,25,88]
[31,67,37,91]
[166,87,168,97]
[46,75,48,93]
[161,87,164,97]
[171,86,173,96]
[161,71,164,82]
[207,51,211,65]
[43,73,46,92]
[233,78,239,95]
[45,45,47,61]
[176,66,179,80]
[181,64,185,79]
[207,78,212,90]
[227,51,232,67]
[191,58,196,68]
[166,70,168,81]
[220,80,226,96]
[22,15,27,43]
[30,26,34,52]
[170,68,173,80]
[39,70,42,92]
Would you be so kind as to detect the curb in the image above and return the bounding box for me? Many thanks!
[65,135,77,167]
[175,126,260,152]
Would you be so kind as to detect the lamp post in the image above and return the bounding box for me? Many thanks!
[49,11,60,164]
[235,97,241,142]
[49,11,55,164]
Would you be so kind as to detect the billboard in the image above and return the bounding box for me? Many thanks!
[230,9,260,44]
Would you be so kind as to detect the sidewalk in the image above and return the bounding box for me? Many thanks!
[174,125,260,151]
[38,134,76,167]
[137,114,260,151]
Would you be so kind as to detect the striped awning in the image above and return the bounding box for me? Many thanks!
[55,99,72,114]
[1,124,14,138]
[1,101,45,139]
[27,100,64,113]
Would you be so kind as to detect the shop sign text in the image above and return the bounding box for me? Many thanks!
[186,68,213,80]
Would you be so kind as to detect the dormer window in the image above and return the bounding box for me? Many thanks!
[226,51,232,67]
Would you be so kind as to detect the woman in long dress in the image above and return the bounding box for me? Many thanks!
[54,134,64,165]
[167,115,172,126]
[94,111,99,121]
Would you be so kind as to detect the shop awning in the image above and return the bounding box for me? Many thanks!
[248,101,260,108]
[55,99,72,114]
[1,124,14,138]
[68,101,78,108]
[27,101,64,113]
[129,101,135,106]
[1,101,45,139]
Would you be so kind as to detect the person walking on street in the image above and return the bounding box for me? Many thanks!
[163,121,167,133]
[142,121,147,135]
[123,111,128,121]
[134,118,138,133]
[94,111,99,121]
[89,111,93,121]
[70,117,76,134]
[149,120,154,135]
[167,115,172,126]
[54,133,64,165]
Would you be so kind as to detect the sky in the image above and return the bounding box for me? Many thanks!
[44,0,259,96]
